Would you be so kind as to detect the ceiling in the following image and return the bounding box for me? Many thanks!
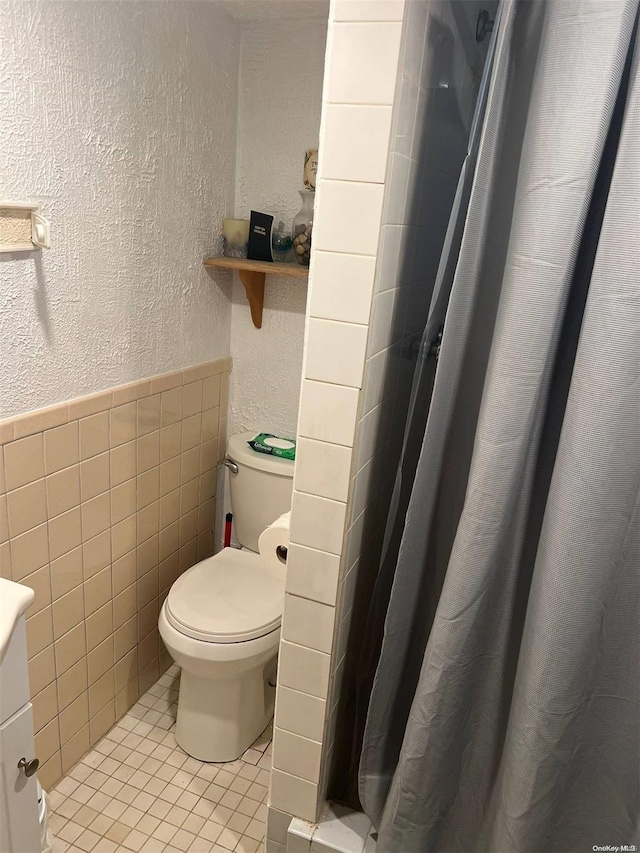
[219,0,329,22]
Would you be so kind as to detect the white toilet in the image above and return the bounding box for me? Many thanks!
[158,431,294,762]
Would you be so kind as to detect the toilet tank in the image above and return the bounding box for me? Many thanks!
[226,431,295,552]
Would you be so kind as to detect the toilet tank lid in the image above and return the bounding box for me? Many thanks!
[227,431,295,477]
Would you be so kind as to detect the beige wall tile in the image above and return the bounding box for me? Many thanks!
[197,530,214,562]
[35,717,61,765]
[160,423,182,462]
[86,602,113,652]
[160,457,181,497]
[89,668,114,718]
[80,453,110,502]
[82,531,111,580]
[0,495,7,546]
[159,552,180,593]
[109,403,136,448]
[28,644,56,695]
[114,616,137,662]
[137,431,160,474]
[85,566,111,616]
[26,606,53,658]
[61,725,90,774]
[111,478,136,525]
[11,523,49,581]
[161,387,183,427]
[81,492,111,541]
[179,510,198,547]
[49,506,82,561]
[112,516,136,562]
[160,489,180,528]
[179,539,197,573]
[182,414,201,452]
[44,422,79,475]
[114,584,136,630]
[57,657,88,711]
[137,536,158,579]
[218,418,228,462]
[115,650,137,692]
[38,752,62,791]
[4,434,45,491]
[110,441,136,487]
[112,379,150,407]
[199,469,216,502]
[139,659,159,694]
[137,502,159,545]
[149,369,182,395]
[7,478,47,538]
[137,467,159,510]
[137,599,158,641]
[0,542,10,580]
[79,412,110,460]
[137,394,161,437]
[180,480,199,515]
[138,630,157,670]
[112,550,137,597]
[46,464,81,518]
[201,408,219,444]
[137,567,158,611]
[202,375,221,410]
[182,381,203,418]
[55,622,86,675]
[159,520,180,564]
[59,692,89,745]
[180,448,200,485]
[68,389,112,420]
[50,546,83,599]
[3,367,223,753]
[90,700,115,745]
[116,680,139,718]
[0,419,15,445]
[182,363,210,384]
[20,565,51,615]
[53,584,85,639]
[88,635,114,685]
[32,681,58,733]
[198,499,215,536]
[12,405,68,440]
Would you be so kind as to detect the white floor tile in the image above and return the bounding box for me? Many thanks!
[50,668,271,853]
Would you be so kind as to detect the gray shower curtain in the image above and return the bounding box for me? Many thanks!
[359,1,640,851]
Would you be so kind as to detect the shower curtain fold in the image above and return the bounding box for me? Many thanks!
[359,1,640,851]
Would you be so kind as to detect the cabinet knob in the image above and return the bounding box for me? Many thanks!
[17,757,39,777]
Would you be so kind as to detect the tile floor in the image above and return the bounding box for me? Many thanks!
[48,666,272,853]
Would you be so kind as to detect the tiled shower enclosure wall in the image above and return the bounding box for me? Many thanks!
[0,359,229,790]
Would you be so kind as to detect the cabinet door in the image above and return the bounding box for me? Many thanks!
[0,703,41,853]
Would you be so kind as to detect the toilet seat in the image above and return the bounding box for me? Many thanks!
[165,548,284,644]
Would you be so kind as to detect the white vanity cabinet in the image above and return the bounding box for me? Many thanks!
[0,579,41,853]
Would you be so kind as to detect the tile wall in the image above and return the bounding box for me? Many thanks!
[0,359,230,791]
[268,0,490,845]
[266,0,406,846]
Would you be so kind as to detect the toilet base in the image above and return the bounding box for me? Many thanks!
[175,657,277,762]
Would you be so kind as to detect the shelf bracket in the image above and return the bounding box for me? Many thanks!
[238,269,266,329]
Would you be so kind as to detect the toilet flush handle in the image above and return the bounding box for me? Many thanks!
[222,458,238,475]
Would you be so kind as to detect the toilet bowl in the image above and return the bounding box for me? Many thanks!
[158,431,294,762]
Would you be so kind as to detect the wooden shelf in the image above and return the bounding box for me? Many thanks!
[204,256,308,329]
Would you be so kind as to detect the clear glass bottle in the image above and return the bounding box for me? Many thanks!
[292,190,314,266]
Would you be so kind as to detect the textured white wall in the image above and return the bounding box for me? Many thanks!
[229,19,327,438]
[0,1,240,418]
